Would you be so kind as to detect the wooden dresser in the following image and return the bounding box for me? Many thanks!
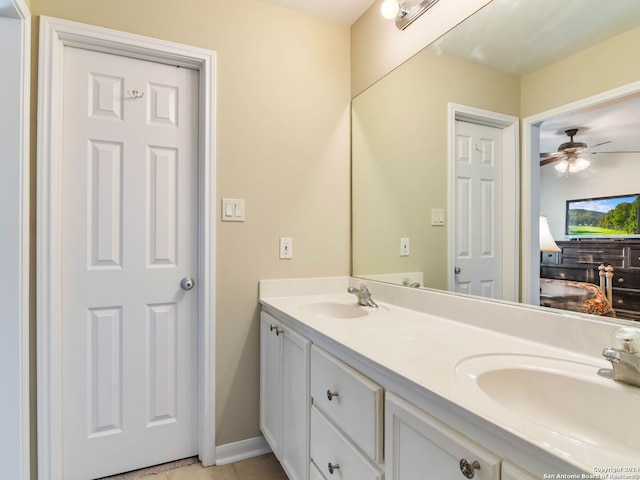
[540,239,640,321]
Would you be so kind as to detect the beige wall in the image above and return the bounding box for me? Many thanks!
[352,47,519,289]
[350,0,491,97]
[521,26,640,117]
[28,0,351,448]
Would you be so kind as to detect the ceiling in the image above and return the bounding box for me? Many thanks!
[256,0,376,25]
[539,95,640,156]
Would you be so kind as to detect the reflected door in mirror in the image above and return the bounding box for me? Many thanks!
[453,121,502,298]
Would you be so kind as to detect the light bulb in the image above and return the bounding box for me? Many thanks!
[381,0,400,19]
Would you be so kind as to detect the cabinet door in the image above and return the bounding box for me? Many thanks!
[281,327,310,480]
[385,393,501,480]
[260,312,283,458]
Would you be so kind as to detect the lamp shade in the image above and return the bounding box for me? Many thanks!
[539,215,560,252]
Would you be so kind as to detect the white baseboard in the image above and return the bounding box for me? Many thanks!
[214,435,272,466]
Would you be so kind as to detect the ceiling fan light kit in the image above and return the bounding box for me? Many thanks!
[554,156,590,174]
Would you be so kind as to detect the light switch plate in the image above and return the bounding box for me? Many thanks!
[222,198,245,222]
[431,208,445,226]
[400,237,410,256]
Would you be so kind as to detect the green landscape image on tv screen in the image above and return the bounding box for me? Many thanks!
[566,194,640,237]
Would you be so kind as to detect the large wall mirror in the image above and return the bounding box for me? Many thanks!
[352,0,640,324]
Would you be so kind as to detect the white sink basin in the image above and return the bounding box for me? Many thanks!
[297,301,374,319]
[456,354,640,455]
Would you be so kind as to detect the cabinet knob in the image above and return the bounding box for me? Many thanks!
[328,462,340,474]
[269,324,283,336]
[618,277,625,283]
[618,299,624,305]
[459,459,480,479]
[326,390,339,401]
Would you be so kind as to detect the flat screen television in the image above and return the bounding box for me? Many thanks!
[566,194,640,238]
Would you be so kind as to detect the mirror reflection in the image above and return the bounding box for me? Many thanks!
[352,0,640,323]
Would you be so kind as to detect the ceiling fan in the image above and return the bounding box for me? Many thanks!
[539,128,640,176]
[540,128,608,175]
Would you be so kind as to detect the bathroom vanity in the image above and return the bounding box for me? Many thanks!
[259,277,640,480]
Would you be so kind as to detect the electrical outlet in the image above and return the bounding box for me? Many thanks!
[279,237,293,259]
[400,237,410,256]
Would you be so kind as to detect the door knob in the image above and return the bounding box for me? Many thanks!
[181,277,195,290]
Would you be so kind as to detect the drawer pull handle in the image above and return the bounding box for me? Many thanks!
[618,277,625,283]
[269,324,283,336]
[328,462,340,474]
[459,459,480,478]
[327,390,339,401]
[618,300,624,305]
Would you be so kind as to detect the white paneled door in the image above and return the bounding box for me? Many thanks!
[61,47,199,480]
[453,120,503,298]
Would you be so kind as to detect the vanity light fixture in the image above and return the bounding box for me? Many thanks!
[539,215,560,253]
[380,0,441,30]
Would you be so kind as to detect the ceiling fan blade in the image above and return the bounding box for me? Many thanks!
[540,155,566,166]
[589,150,640,155]
[540,151,561,159]
[587,140,612,149]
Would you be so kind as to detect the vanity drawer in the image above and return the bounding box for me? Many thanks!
[310,345,383,462]
[310,406,383,480]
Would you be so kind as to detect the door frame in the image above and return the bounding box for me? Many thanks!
[36,16,217,479]
[520,80,640,305]
[0,1,31,478]
[447,103,519,301]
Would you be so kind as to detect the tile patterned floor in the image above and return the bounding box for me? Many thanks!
[135,454,288,480]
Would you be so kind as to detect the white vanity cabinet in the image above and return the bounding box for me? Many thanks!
[385,392,501,480]
[260,311,310,480]
[260,290,584,480]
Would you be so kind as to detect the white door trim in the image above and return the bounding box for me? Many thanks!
[36,16,217,479]
[447,103,520,301]
[0,1,31,478]
[521,80,640,305]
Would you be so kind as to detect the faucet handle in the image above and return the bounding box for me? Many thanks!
[614,327,640,354]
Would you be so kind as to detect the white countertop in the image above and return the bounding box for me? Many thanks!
[260,277,640,473]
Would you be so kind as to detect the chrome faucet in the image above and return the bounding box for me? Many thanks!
[348,285,378,308]
[599,327,640,388]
